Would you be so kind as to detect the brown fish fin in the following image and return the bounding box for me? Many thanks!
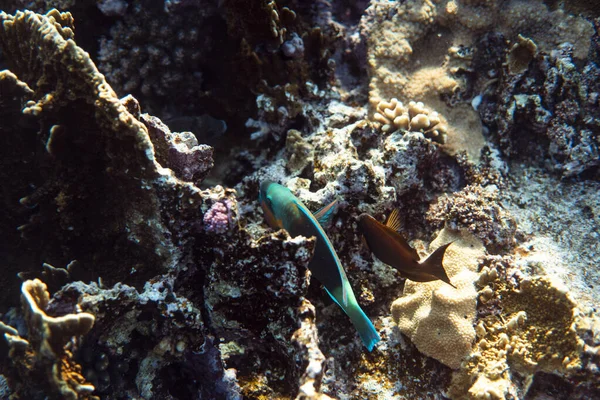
[385,209,402,232]
[421,242,456,288]
[359,231,374,257]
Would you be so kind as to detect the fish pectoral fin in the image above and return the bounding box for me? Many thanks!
[421,241,456,288]
[385,209,402,232]
[314,199,338,228]
[323,283,349,308]
[360,234,369,249]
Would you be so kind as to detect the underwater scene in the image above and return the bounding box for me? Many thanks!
[0,0,599,399]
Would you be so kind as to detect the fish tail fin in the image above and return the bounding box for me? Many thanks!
[324,287,380,351]
[346,303,381,352]
[422,242,456,288]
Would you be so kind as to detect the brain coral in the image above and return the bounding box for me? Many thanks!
[391,228,485,369]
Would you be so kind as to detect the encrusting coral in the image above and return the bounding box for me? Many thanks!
[391,228,485,369]
[427,184,517,253]
[449,255,600,399]
[0,279,96,400]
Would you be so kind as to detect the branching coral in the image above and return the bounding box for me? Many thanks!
[0,279,96,400]
[373,98,448,143]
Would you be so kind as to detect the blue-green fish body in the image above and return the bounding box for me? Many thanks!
[259,181,380,351]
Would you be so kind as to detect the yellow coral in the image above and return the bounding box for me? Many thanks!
[450,270,586,400]
[1,279,96,400]
[391,228,485,369]
[373,98,448,143]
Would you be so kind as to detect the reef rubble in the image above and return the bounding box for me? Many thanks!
[1,2,599,399]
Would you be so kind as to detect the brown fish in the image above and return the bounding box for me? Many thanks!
[357,210,455,288]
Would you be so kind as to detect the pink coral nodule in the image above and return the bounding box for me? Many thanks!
[203,201,232,234]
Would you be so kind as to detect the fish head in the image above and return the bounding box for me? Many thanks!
[356,213,375,234]
[259,181,287,229]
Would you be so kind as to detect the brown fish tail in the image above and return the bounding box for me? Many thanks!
[421,242,456,288]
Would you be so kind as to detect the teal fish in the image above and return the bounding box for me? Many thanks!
[259,181,381,351]
[357,211,455,288]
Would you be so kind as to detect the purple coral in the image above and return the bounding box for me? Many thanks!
[203,200,233,234]
[281,33,305,59]
[140,113,214,183]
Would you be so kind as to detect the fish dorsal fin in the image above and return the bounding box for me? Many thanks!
[314,199,338,228]
[385,209,402,232]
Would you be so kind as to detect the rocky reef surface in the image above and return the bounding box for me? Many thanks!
[0,1,598,399]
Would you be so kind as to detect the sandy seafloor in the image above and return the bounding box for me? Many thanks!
[0,1,599,399]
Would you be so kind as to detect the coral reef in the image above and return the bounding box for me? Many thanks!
[56,278,229,398]
[199,228,315,398]
[480,38,600,176]
[360,0,486,159]
[1,2,599,400]
[97,2,216,114]
[501,165,600,312]
[0,8,210,292]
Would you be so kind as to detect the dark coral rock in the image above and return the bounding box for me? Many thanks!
[478,27,600,176]
[427,184,517,253]
[472,32,508,82]
[54,280,236,399]
[0,71,41,311]
[97,1,218,114]
[140,110,214,184]
[197,228,315,398]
